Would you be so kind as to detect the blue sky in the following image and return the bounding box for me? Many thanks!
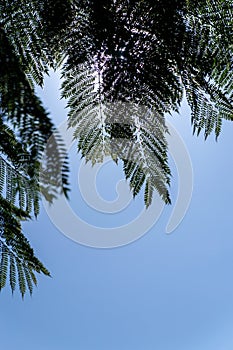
[0,70,233,350]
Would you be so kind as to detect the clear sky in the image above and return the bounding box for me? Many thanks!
[0,70,233,350]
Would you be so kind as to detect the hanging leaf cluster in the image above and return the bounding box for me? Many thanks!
[61,0,233,204]
[0,1,70,296]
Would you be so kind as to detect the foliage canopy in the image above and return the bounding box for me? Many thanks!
[0,0,232,296]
